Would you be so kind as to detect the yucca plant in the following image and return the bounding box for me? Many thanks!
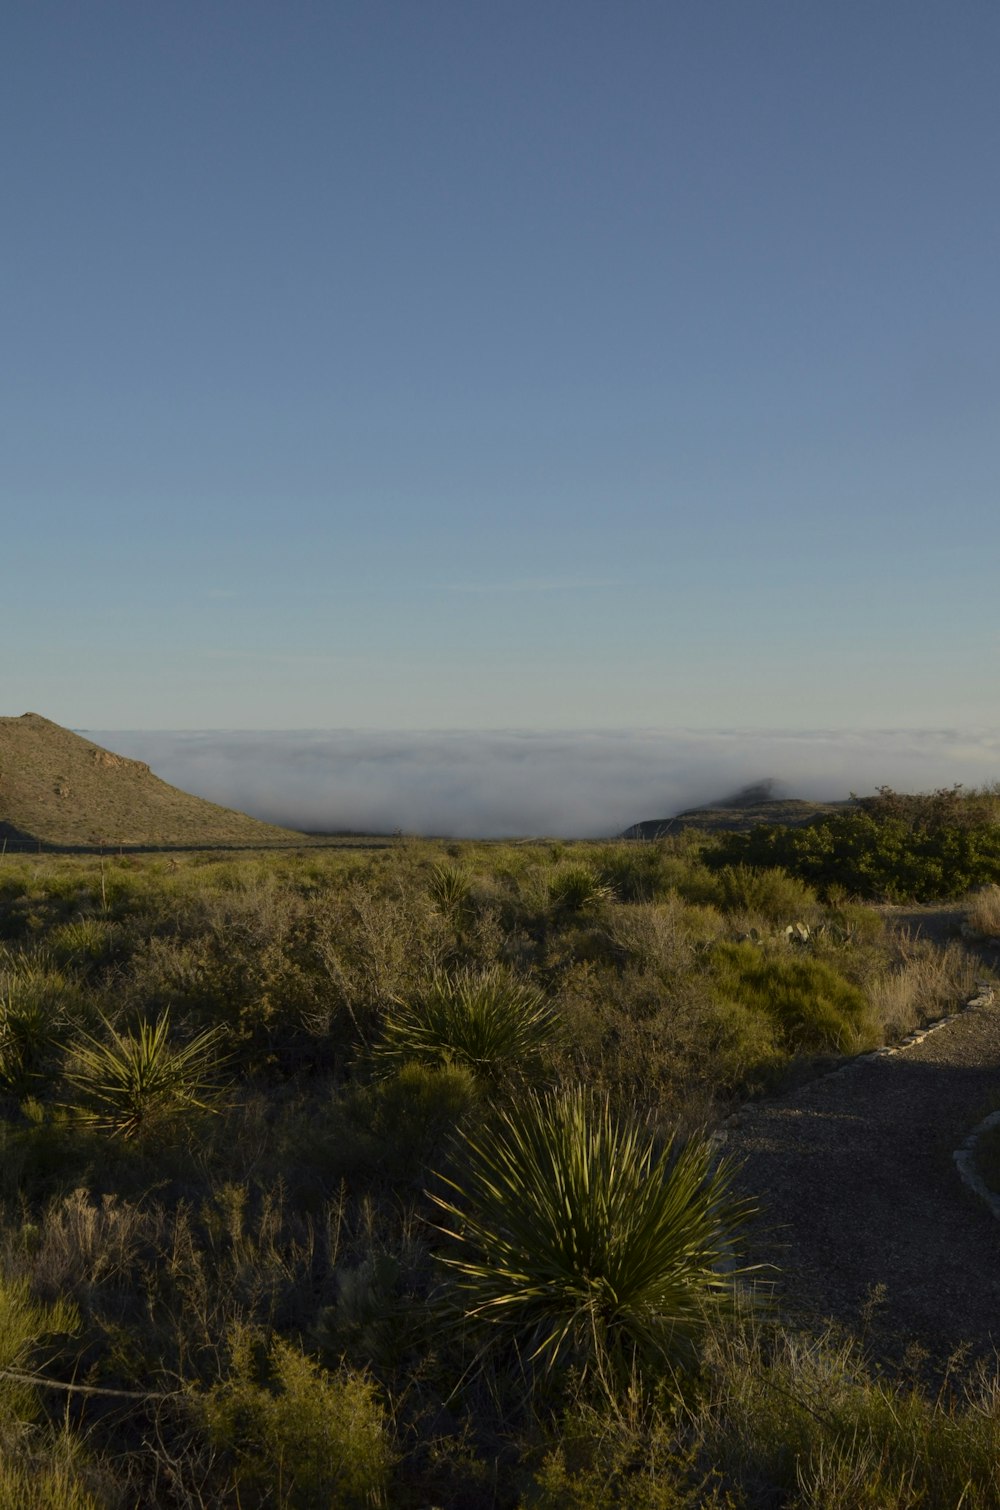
[0,987,63,1098]
[548,865,614,913]
[376,967,557,1080]
[0,948,79,1097]
[64,1011,228,1139]
[427,863,473,923]
[431,1087,752,1387]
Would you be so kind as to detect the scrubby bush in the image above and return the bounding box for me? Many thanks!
[548,865,614,913]
[710,942,878,1083]
[713,863,820,925]
[709,810,1000,902]
[197,1328,395,1507]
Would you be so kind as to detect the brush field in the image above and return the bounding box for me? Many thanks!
[0,825,997,1507]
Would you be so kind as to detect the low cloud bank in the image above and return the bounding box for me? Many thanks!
[89,729,1000,839]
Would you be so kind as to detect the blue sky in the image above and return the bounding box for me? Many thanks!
[4,1,999,732]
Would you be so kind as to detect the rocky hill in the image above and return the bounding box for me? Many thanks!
[0,713,306,849]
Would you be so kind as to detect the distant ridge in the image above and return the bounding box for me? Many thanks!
[622,780,855,840]
[0,713,307,849]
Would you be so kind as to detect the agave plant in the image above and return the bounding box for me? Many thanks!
[376,967,556,1081]
[65,1011,228,1139]
[431,1086,752,1385]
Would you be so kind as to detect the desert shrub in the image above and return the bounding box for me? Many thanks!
[658,858,730,908]
[196,1328,395,1507]
[0,949,87,1099]
[704,995,787,1092]
[427,862,473,923]
[552,955,729,1128]
[0,1436,105,1510]
[432,1086,750,1389]
[709,813,1000,902]
[0,1273,79,1424]
[856,782,1000,831]
[46,918,120,972]
[600,899,723,979]
[592,845,676,904]
[305,1062,477,1187]
[714,864,820,925]
[525,1436,729,1509]
[0,991,65,1101]
[307,885,452,1048]
[377,967,557,1081]
[710,943,878,1069]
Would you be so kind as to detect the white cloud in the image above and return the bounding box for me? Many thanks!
[90,728,1000,839]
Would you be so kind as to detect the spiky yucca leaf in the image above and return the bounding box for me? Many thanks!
[427,863,473,920]
[65,1011,227,1139]
[377,967,556,1079]
[431,1087,751,1382]
[548,865,613,913]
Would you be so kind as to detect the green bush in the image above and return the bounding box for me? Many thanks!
[47,918,119,972]
[0,1274,79,1424]
[711,942,878,1066]
[714,864,819,924]
[698,1318,1000,1510]
[197,1328,395,1507]
[708,812,1000,902]
[308,1061,477,1187]
[427,862,473,922]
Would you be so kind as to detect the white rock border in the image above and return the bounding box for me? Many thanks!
[954,1112,1000,1223]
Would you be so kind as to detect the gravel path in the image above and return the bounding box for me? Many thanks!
[725,982,1000,1373]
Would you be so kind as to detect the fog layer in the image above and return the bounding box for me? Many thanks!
[87,729,1000,839]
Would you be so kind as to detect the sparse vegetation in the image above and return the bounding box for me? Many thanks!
[0,789,995,1503]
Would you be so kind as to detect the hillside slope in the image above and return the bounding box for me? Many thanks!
[623,796,855,839]
[0,713,305,848]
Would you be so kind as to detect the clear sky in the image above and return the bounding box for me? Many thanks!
[4,1,999,731]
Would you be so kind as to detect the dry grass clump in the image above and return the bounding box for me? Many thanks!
[866,936,978,1043]
[964,884,1000,939]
